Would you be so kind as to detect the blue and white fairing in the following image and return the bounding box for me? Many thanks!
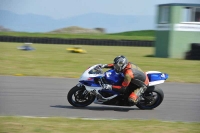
[79,64,103,90]
[79,64,120,102]
[79,65,124,88]
[146,71,169,86]
[79,64,169,90]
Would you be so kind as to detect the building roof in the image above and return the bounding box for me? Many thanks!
[158,3,200,7]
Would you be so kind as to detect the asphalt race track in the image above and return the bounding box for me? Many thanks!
[0,76,200,122]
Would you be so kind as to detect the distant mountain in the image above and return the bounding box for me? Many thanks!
[0,10,155,33]
[0,10,56,32]
[0,26,11,31]
[50,26,104,34]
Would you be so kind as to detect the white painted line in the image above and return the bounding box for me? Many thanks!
[0,116,199,123]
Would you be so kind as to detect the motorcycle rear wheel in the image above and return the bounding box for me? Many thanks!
[136,86,164,110]
[67,85,95,107]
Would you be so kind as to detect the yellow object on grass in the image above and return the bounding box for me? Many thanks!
[66,47,87,53]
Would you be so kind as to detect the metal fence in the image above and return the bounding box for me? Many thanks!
[0,36,154,47]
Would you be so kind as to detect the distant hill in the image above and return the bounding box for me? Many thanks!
[0,26,11,32]
[50,26,104,34]
[0,30,155,41]
[109,30,155,36]
[0,10,155,33]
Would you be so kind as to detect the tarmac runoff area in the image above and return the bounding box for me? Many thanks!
[0,76,200,122]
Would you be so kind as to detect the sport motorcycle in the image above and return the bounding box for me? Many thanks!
[67,64,168,109]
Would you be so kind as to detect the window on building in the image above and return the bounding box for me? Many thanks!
[159,6,170,23]
[182,7,200,22]
[194,8,200,22]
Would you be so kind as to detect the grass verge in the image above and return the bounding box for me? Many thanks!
[0,116,200,133]
[0,42,200,83]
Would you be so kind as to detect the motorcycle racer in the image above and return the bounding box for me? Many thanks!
[100,55,149,104]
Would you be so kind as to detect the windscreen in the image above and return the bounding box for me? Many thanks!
[88,66,103,74]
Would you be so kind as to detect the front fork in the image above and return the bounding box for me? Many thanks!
[76,83,90,99]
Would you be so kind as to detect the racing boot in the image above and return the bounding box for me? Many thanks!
[128,86,147,104]
[128,88,140,104]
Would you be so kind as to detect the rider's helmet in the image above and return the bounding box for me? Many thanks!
[113,55,128,73]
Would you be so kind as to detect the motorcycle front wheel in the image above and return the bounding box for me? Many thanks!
[67,85,95,107]
[136,86,164,110]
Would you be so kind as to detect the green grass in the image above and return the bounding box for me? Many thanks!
[0,117,199,133]
[0,30,155,41]
[0,42,200,83]
[109,30,155,36]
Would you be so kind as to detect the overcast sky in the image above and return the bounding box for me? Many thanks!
[0,0,200,19]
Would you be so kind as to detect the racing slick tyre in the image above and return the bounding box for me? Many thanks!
[67,85,95,107]
[136,86,164,110]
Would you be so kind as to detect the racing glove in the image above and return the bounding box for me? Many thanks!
[103,84,112,90]
[99,64,107,68]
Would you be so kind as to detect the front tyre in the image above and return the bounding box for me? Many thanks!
[136,86,164,110]
[67,85,95,107]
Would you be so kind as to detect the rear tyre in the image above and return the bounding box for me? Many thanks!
[136,86,164,110]
[67,85,95,107]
